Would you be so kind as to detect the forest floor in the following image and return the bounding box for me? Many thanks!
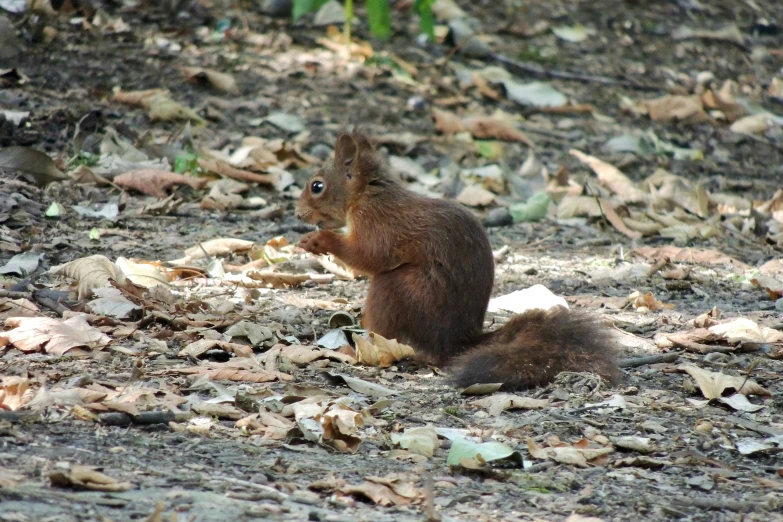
[2,0,783,521]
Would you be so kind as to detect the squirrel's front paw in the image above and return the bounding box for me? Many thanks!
[299,231,331,255]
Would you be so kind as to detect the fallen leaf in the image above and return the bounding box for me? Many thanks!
[390,425,440,457]
[353,332,415,367]
[0,376,31,411]
[455,184,496,207]
[49,465,132,492]
[570,149,646,203]
[181,66,239,94]
[447,438,523,468]
[640,95,708,122]
[677,364,771,399]
[630,246,749,271]
[527,438,613,467]
[340,481,411,506]
[729,113,774,135]
[629,291,674,311]
[708,318,783,344]
[115,257,170,288]
[87,287,141,319]
[49,254,126,299]
[0,314,111,355]
[0,146,69,186]
[320,372,399,398]
[433,108,533,146]
[0,251,43,276]
[179,339,254,359]
[114,169,206,198]
[470,394,549,416]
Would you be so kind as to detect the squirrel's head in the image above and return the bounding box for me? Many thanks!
[295,131,382,230]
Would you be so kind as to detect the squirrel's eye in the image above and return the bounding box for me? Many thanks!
[311,180,325,195]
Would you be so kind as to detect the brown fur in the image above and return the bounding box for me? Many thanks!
[296,131,620,390]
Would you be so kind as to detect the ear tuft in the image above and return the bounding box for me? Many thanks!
[334,133,359,172]
[351,131,374,154]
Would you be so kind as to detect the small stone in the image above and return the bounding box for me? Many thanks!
[260,0,292,17]
[309,144,333,160]
[483,207,512,227]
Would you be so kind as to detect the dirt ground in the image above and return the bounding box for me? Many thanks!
[2,1,783,521]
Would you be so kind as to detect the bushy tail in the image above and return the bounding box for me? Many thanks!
[449,307,620,391]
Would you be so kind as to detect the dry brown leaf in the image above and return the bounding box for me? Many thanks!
[677,364,771,399]
[759,259,783,276]
[366,473,422,499]
[49,465,132,492]
[641,94,708,122]
[279,344,324,365]
[146,95,206,124]
[527,438,613,467]
[340,481,411,506]
[751,276,783,300]
[0,315,111,355]
[701,81,747,122]
[433,108,533,146]
[432,107,466,134]
[455,184,496,207]
[114,169,206,198]
[708,318,783,344]
[471,71,502,100]
[556,195,603,218]
[155,360,292,383]
[629,291,674,311]
[246,270,333,288]
[318,256,356,280]
[114,257,170,288]
[730,113,773,135]
[598,198,643,239]
[570,149,646,203]
[0,298,40,319]
[111,87,169,107]
[181,66,239,94]
[49,254,125,299]
[0,376,32,411]
[179,339,254,359]
[630,246,749,271]
[470,394,549,416]
[645,169,709,217]
[462,116,534,147]
[353,332,415,368]
[182,238,255,260]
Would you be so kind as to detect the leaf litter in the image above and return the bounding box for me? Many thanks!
[1,1,783,521]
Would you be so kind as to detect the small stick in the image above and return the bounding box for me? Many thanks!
[617,353,680,368]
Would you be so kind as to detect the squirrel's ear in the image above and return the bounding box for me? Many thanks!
[334,134,359,176]
[352,132,374,153]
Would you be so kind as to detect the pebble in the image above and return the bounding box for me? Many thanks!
[483,207,512,227]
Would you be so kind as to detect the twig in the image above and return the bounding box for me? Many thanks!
[99,410,189,426]
[670,338,759,355]
[491,54,660,91]
[725,414,783,437]
[524,461,555,473]
[669,496,773,512]
[618,353,680,368]
[216,475,289,501]
[0,290,31,299]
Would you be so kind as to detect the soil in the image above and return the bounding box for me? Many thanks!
[1,1,783,521]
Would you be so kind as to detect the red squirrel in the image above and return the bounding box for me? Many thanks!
[295,131,620,390]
